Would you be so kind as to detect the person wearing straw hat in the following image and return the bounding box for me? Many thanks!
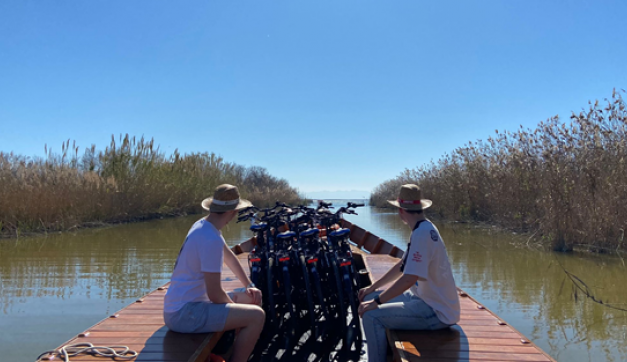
[357,184,460,362]
[164,184,264,362]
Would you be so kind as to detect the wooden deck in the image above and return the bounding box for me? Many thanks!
[40,221,557,362]
[361,253,556,362]
[38,255,250,362]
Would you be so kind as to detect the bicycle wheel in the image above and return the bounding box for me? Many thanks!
[341,262,362,352]
[329,256,346,328]
[266,256,276,327]
[299,254,316,330]
[281,259,296,340]
[308,258,327,338]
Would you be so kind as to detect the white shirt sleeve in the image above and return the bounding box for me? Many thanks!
[402,228,432,280]
[197,234,224,273]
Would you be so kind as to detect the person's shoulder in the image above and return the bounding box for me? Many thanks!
[424,220,444,244]
[186,219,217,241]
[411,220,441,243]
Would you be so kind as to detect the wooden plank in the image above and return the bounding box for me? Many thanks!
[389,246,401,257]
[377,240,395,255]
[370,238,385,254]
[363,234,381,252]
[388,330,552,362]
[399,351,551,362]
[359,231,371,248]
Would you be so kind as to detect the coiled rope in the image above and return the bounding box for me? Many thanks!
[37,343,138,362]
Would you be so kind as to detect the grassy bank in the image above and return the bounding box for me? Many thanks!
[0,135,303,237]
[371,90,627,252]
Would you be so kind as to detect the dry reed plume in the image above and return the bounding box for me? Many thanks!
[0,135,303,237]
[370,90,627,252]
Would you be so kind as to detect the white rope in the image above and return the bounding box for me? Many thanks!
[37,343,138,362]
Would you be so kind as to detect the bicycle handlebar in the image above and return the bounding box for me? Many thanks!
[347,202,365,208]
[238,206,259,215]
[318,201,334,208]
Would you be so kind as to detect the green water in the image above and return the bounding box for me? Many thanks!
[1,205,626,362]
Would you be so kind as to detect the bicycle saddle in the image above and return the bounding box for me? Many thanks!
[299,228,320,237]
[277,231,296,240]
[250,223,268,231]
[329,228,350,238]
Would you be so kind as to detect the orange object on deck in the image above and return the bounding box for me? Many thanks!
[206,354,225,362]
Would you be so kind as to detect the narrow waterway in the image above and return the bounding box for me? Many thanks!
[1,202,626,362]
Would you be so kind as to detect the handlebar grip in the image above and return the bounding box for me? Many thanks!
[347,202,365,208]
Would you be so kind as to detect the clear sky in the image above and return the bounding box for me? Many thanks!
[1,1,626,196]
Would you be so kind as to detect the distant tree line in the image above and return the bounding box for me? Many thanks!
[0,135,303,237]
[371,90,627,252]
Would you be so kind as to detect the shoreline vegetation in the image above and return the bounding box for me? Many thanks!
[370,90,627,253]
[0,134,304,238]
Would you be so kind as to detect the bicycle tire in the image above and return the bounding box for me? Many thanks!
[299,254,316,329]
[308,259,327,338]
[330,256,347,327]
[266,256,276,327]
[342,264,361,351]
[281,260,296,339]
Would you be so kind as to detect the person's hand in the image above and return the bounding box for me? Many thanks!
[358,300,378,317]
[246,287,262,306]
[358,286,374,302]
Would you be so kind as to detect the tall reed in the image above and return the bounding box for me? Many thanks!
[370,90,627,252]
[0,135,303,237]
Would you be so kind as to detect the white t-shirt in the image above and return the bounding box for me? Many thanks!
[402,220,460,325]
[164,218,224,313]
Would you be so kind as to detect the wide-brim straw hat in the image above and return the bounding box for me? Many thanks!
[201,184,253,213]
[387,184,432,211]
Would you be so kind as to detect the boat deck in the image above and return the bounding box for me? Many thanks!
[362,253,556,362]
[39,235,557,362]
[37,256,248,362]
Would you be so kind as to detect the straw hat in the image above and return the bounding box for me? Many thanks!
[387,184,432,211]
[201,184,253,213]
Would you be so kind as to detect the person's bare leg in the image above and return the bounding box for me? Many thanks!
[222,304,265,362]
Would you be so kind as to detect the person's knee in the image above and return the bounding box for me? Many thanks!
[249,305,265,325]
[361,310,375,324]
[363,291,379,302]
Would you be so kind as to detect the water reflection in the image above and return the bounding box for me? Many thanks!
[0,215,250,362]
[1,205,627,362]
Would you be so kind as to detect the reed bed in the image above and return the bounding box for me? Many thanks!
[0,135,303,237]
[371,90,627,252]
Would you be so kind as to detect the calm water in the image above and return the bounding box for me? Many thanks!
[2,202,627,362]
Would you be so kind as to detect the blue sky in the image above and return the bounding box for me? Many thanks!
[1,1,626,196]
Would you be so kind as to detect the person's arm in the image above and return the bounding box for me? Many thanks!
[379,274,425,303]
[358,273,424,317]
[358,259,403,301]
[359,228,433,317]
[222,242,263,305]
[204,272,234,304]
[223,242,253,288]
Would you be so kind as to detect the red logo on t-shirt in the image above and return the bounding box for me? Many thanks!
[412,251,422,262]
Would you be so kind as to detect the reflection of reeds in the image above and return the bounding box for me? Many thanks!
[371,90,627,252]
[0,135,303,237]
